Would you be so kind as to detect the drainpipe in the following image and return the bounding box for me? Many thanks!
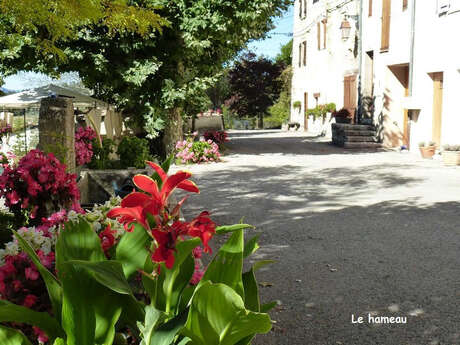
[408,0,417,96]
[357,0,364,124]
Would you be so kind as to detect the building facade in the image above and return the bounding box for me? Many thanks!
[291,0,361,131]
[361,0,460,149]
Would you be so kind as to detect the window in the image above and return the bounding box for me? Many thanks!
[303,41,307,66]
[300,0,307,19]
[298,43,302,67]
[403,0,408,10]
[369,0,373,16]
[317,22,321,50]
[313,0,319,3]
[317,20,327,50]
[381,0,391,51]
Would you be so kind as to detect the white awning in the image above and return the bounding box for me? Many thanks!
[0,84,108,109]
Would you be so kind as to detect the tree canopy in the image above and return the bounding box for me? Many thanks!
[0,0,167,60]
[226,52,283,128]
[1,0,291,154]
[275,39,293,66]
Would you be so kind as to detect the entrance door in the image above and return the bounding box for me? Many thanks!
[304,92,308,131]
[344,75,357,122]
[430,72,444,146]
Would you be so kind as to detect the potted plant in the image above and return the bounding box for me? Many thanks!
[307,107,321,122]
[442,144,460,166]
[293,101,302,110]
[332,108,352,124]
[418,141,436,159]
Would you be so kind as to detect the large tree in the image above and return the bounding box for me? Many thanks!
[226,52,283,128]
[266,39,293,128]
[1,0,290,153]
[275,38,293,67]
[0,0,166,67]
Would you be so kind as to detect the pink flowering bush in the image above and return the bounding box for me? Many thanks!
[175,136,221,164]
[0,150,15,169]
[75,126,97,166]
[0,124,12,141]
[203,130,228,147]
[0,149,80,227]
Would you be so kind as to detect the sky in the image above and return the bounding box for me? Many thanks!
[247,5,294,59]
[2,5,294,91]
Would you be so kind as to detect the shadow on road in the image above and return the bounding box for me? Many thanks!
[179,161,460,345]
[226,132,386,156]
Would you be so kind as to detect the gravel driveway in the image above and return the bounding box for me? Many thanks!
[177,130,460,345]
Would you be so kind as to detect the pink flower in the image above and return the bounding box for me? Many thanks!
[12,280,22,292]
[23,294,38,308]
[192,246,203,259]
[25,266,39,280]
[33,327,49,343]
[6,191,19,204]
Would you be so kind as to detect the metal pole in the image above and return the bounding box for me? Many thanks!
[357,0,364,124]
[23,108,27,153]
[408,0,417,96]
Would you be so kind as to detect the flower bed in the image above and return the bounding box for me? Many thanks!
[175,134,221,164]
[203,130,228,148]
[0,159,273,344]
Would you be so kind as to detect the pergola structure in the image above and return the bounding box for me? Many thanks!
[0,84,123,151]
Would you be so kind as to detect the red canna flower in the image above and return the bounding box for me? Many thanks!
[187,211,216,253]
[99,224,117,252]
[108,162,199,232]
[107,205,148,232]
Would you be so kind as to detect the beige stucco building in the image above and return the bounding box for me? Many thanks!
[292,0,460,149]
[361,0,460,149]
[291,0,360,131]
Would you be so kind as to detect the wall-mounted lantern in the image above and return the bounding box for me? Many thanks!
[340,19,351,40]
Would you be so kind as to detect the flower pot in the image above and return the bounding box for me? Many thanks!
[335,117,352,124]
[419,146,436,159]
[442,151,460,166]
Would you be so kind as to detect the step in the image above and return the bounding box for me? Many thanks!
[343,130,376,136]
[343,142,383,149]
[332,123,375,131]
[344,136,378,142]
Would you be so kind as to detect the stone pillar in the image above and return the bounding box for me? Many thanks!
[38,97,76,172]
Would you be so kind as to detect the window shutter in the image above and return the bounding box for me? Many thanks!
[304,0,307,17]
[403,0,408,10]
[303,41,307,66]
[299,43,302,67]
[322,20,327,49]
[299,0,302,18]
[317,22,321,50]
[381,0,391,51]
[369,0,373,16]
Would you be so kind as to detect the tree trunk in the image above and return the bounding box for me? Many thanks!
[257,113,264,129]
[162,107,183,156]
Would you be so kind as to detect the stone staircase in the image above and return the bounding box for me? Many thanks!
[331,123,383,149]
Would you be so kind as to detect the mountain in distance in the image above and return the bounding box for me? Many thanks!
[0,87,18,95]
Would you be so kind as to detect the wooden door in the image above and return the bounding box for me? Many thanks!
[344,75,357,122]
[403,87,410,148]
[381,0,391,51]
[304,92,308,131]
[431,72,444,146]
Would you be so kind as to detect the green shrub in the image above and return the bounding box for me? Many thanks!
[88,138,116,170]
[117,136,151,168]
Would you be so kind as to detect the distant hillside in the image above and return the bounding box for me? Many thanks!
[0,87,18,95]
